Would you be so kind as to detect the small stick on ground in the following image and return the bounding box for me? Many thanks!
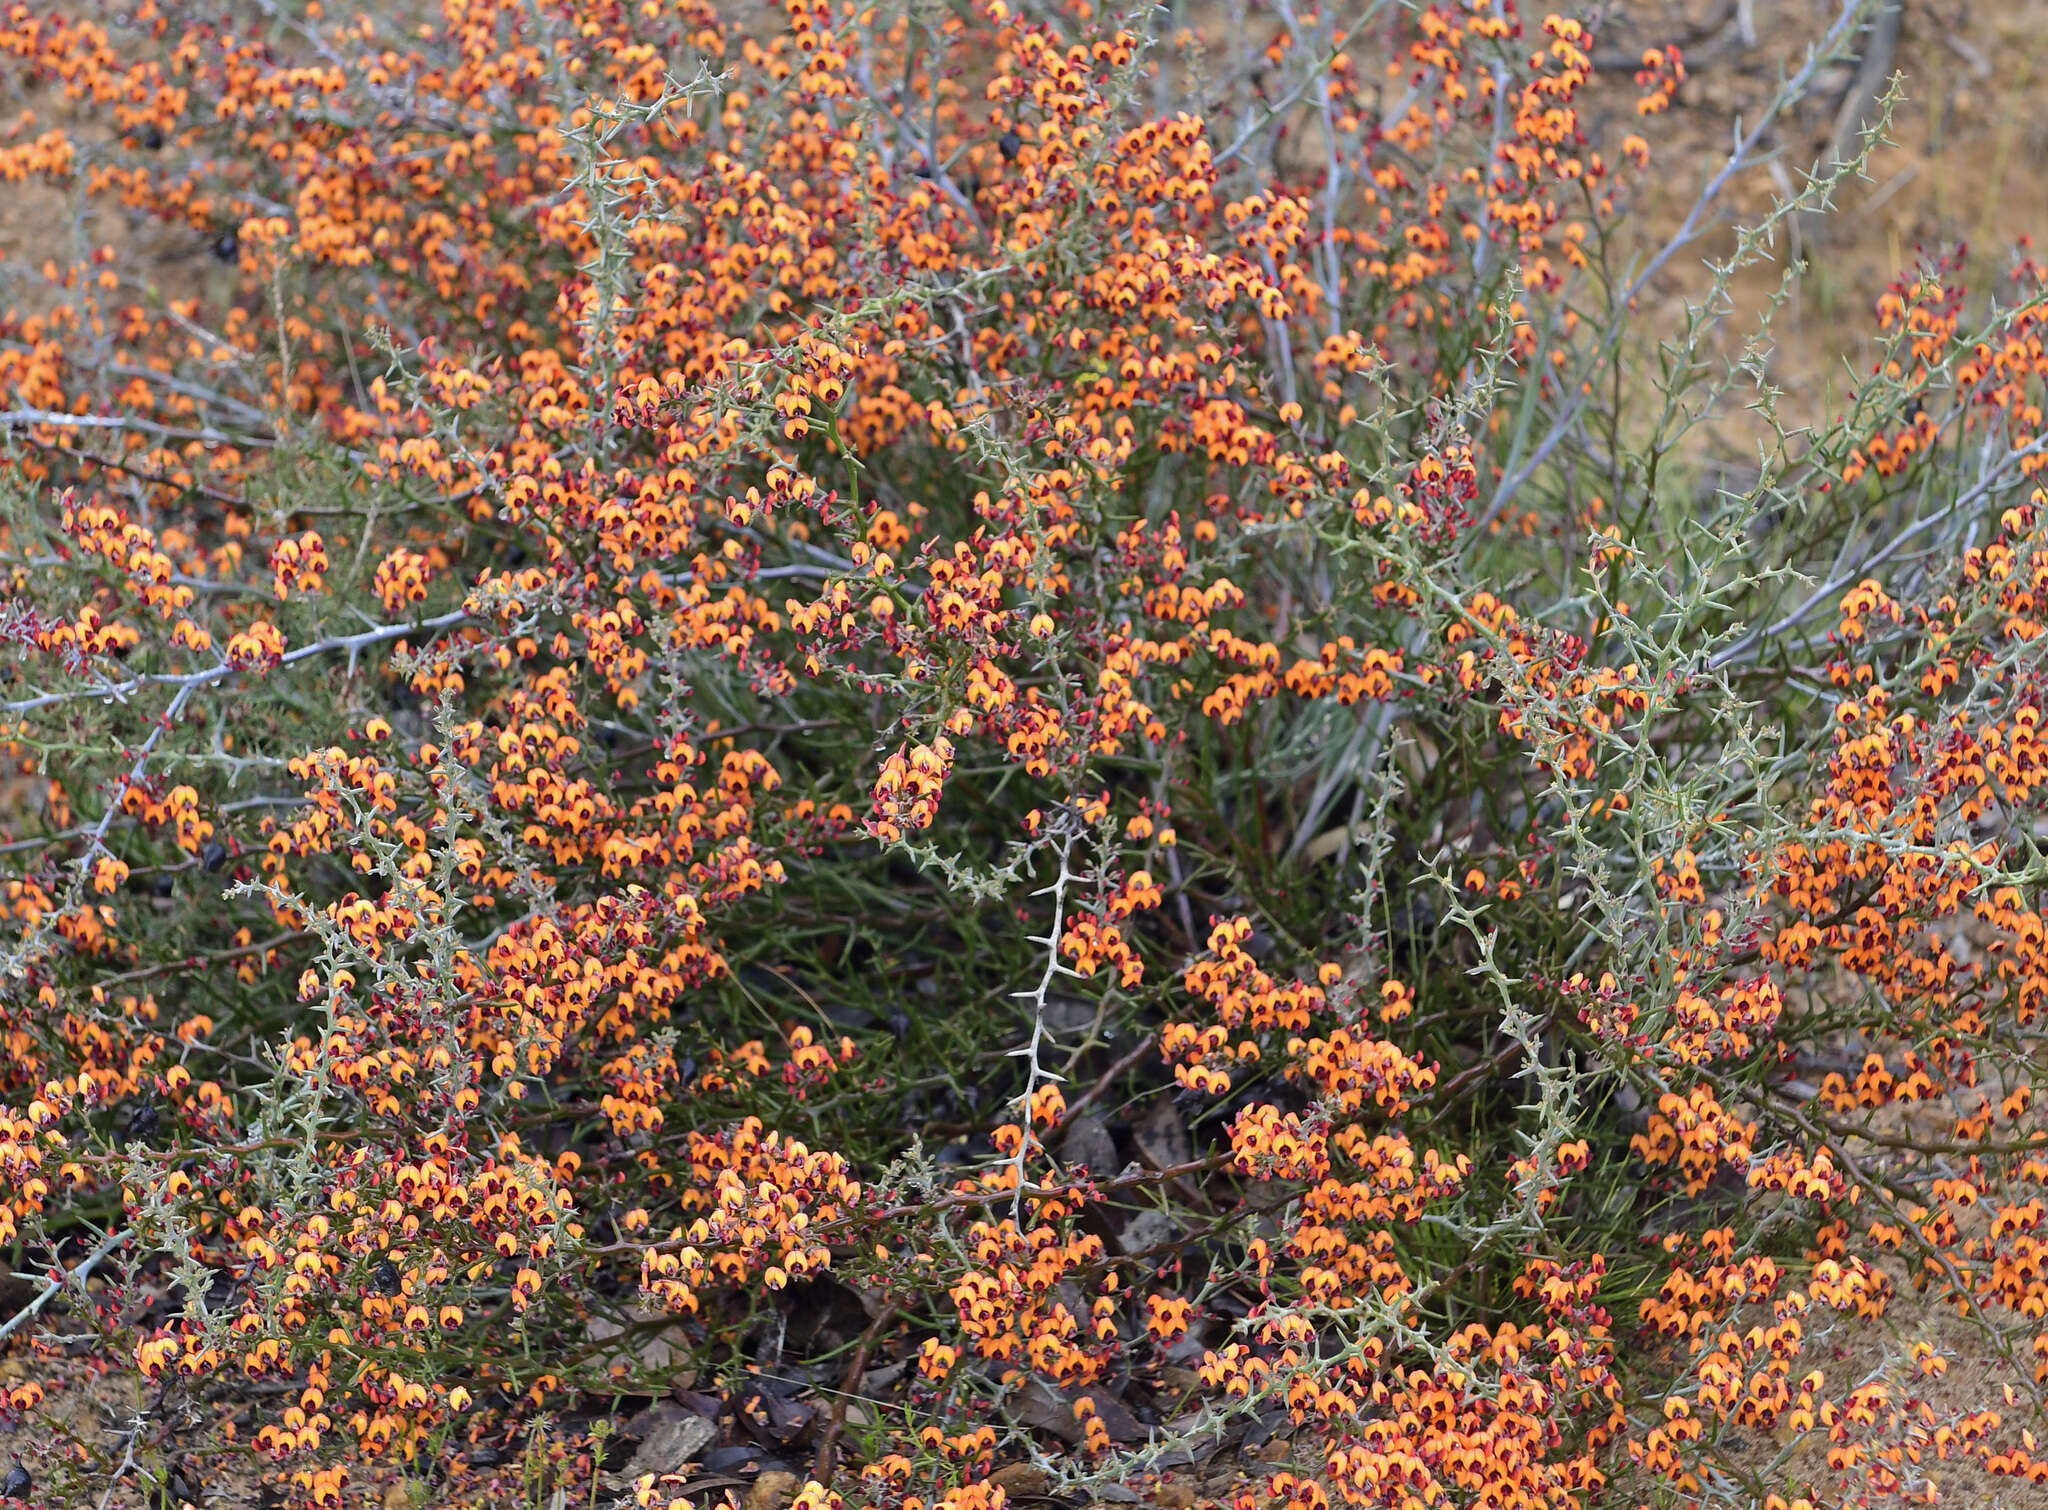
[812,1305,900,1485]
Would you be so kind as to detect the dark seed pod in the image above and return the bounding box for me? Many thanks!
[153,873,176,899]
[468,1448,502,1468]
[140,125,165,151]
[372,1258,400,1294]
[201,840,228,873]
[0,1464,29,1499]
[212,232,239,262]
[126,1103,160,1142]
[998,130,1021,161]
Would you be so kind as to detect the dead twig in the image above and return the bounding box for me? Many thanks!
[812,1304,900,1483]
[1057,1033,1157,1130]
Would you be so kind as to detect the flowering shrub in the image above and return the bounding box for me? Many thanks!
[3,0,2048,1507]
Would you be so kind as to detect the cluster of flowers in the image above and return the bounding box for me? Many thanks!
[2,0,2048,1508]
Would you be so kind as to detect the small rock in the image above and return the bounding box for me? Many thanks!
[1151,1481,1196,1510]
[704,1445,791,1476]
[990,1463,1049,1495]
[1045,997,1094,1034]
[1134,1101,1191,1170]
[1060,1114,1118,1175]
[627,1404,718,1480]
[587,1306,691,1371]
[1115,1208,1179,1255]
[748,1470,801,1510]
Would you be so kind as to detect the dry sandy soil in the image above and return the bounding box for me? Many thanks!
[1603,0,2048,419]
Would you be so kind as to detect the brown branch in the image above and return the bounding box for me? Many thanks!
[91,930,312,990]
[1057,1032,1156,1128]
[811,1303,899,1484]
[1425,1009,1561,1108]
